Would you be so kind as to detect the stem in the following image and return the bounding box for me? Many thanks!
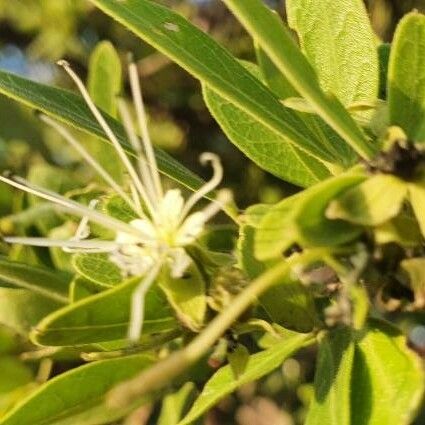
[107,249,322,408]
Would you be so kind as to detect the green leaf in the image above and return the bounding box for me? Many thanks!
[260,277,318,333]
[237,206,267,279]
[256,173,365,260]
[0,258,70,303]
[388,13,425,141]
[256,47,356,169]
[374,213,422,247]
[240,204,318,332]
[159,262,206,332]
[408,182,425,237]
[0,69,204,192]
[31,277,178,346]
[305,327,354,425]
[0,288,61,335]
[179,331,314,425]
[90,0,347,164]
[87,40,124,182]
[286,0,379,108]
[69,276,97,303]
[203,63,331,187]
[0,357,33,394]
[294,174,364,247]
[0,354,154,425]
[72,253,124,288]
[157,382,196,425]
[326,174,407,226]
[88,41,121,118]
[256,45,297,100]
[101,195,138,223]
[222,0,376,160]
[0,356,34,417]
[255,193,302,261]
[351,320,424,425]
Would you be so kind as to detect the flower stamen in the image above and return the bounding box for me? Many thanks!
[117,98,157,207]
[39,114,138,213]
[179,152,224,222]
[0,174,149,239]
[57,60,156,218]
[128,62,163,204]
[2,237,122,252]
[128,261,163,342]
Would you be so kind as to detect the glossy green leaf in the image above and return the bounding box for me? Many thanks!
[351,320,424,425]
[256,47,355,168]
[388,13,425,141]
[0,258,70,303]
[90,0,346,164]
[222,0,376,160]
[256,45,297,100]
[157,382,196,425]
[159,262,206,332]
[203,64,331,187]
[286,0,379,107]
[87,40,124,181]
[0,288,61,335]
[72,253,124,288]
[0,354,154,425]
[408,182,425,237]
[306,327,354,425]
[180,331,314,425]
[326,174,407,226]
[256,173,365,260]
[0,70,203,192]
[31,277,178,346]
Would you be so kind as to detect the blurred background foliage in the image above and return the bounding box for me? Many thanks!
[0,1,424,424]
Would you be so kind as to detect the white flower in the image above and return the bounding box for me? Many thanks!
[0,59,231,342]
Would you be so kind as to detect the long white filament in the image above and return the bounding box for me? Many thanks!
[128,261,162,342]
[117,98,157,207]
[179,153,224,221]
[0,174,149,239]
[39,114,139,214]
[3,237,122,251]
[128,63,163,203]
[57,60,156,218]
[201,189,232,222]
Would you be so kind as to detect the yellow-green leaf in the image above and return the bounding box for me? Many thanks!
[327,174,407,226]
